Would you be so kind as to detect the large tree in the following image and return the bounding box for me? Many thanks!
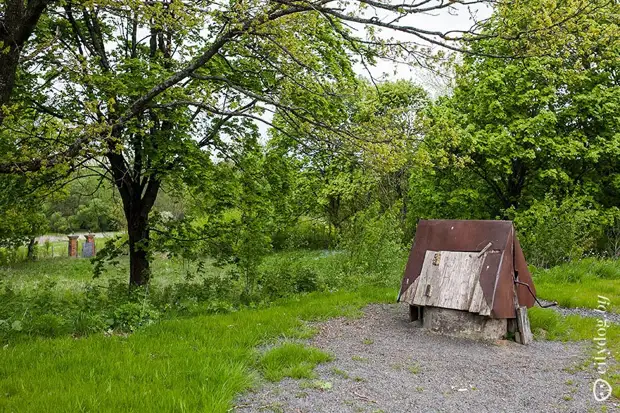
[0,0,55,123]
[417,0,619,217]
[0,0,596,285]
[271,79,427,237]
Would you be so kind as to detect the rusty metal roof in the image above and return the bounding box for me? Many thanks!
[398,220,535,319]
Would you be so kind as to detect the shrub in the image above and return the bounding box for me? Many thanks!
[71,311,107,336]
[258,259,324,300]
[339,203,407,287]
[272,219,335,250]
[112,302,160,332]
[29,314,69,338]
[511,196,615,267]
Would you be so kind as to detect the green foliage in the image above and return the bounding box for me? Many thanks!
[258,257,323,300]
[258,343,333,382]
[412,0,620,262]
[511,197,616,267]
[340,203,407,287]
[529,306,620,400]
[271,79,428,241]
[529,307,618,342]
[181,135,279,300]
[0,247,407,342]
[44,175,124,233]
[272,219,334,251]
[0,178,48,251]
[112,302,160,332]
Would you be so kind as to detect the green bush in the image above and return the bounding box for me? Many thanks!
[339,203,407,287]
[511,196,616,267]
[71,311,107,336]
[112,302,160,332]
[272,219,335,250]
[29,314,69,338]
[0,264,242,342]
[258,259,324,300]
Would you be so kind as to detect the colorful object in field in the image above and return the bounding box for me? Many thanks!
[68,235,79,258]
[82,234,96,257]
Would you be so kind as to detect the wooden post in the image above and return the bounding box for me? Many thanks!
[514,306,533,345]
[67,235,79,257]
[513,282,533,344]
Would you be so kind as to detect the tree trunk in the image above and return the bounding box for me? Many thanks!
[108,150,161,287]
[0,0,51,124]
[0,48,20,120]
[27,237,36,260]
[127,214,150,286]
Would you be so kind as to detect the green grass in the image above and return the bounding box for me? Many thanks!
[259,343,333,382]
[0,286,394,412]
[0,236,112,265]
[298,379,333,391]
[532,258,620,313]
[0,255,221,292]
[407,363,421,375]
[330,367,350,379]
[2,247,617,408]
[0,248,350,293]
[529,258,620,398]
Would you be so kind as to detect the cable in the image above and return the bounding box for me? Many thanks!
[514,279,557,308]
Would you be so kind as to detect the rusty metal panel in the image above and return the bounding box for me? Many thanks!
[479,251,504,311]
[398,219,536,319]
[491,233,518,318]
[514,236,536,308]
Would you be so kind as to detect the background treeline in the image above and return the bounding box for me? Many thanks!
[2,0,618,272]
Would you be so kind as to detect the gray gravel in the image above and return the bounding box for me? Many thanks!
[540,300,620,324]
[235,304,617,413]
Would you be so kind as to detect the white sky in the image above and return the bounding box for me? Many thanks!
[358,3,493,90]
[258,3,494,138]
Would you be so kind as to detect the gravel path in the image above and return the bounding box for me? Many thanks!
[236,304,617,413]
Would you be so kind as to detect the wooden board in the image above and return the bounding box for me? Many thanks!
[515,306,533,345]
[404,250,491,315]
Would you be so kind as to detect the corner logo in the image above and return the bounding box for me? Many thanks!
[592,296,613,402]
[593,378,612,402]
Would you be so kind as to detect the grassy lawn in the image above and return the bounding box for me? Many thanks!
[0,249,346,292]
[1,236,113,264]
[532,258,620,313]
[0,287,394,412]
[0,254,212,292]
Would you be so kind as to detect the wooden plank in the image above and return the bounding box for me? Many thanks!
[468,273,485,313]
[479,300,492,317]
[411,251,436,306]
[515,306,533,345]
[412,250,487,312]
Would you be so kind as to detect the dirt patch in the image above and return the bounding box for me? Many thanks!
[235,304,617,413]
